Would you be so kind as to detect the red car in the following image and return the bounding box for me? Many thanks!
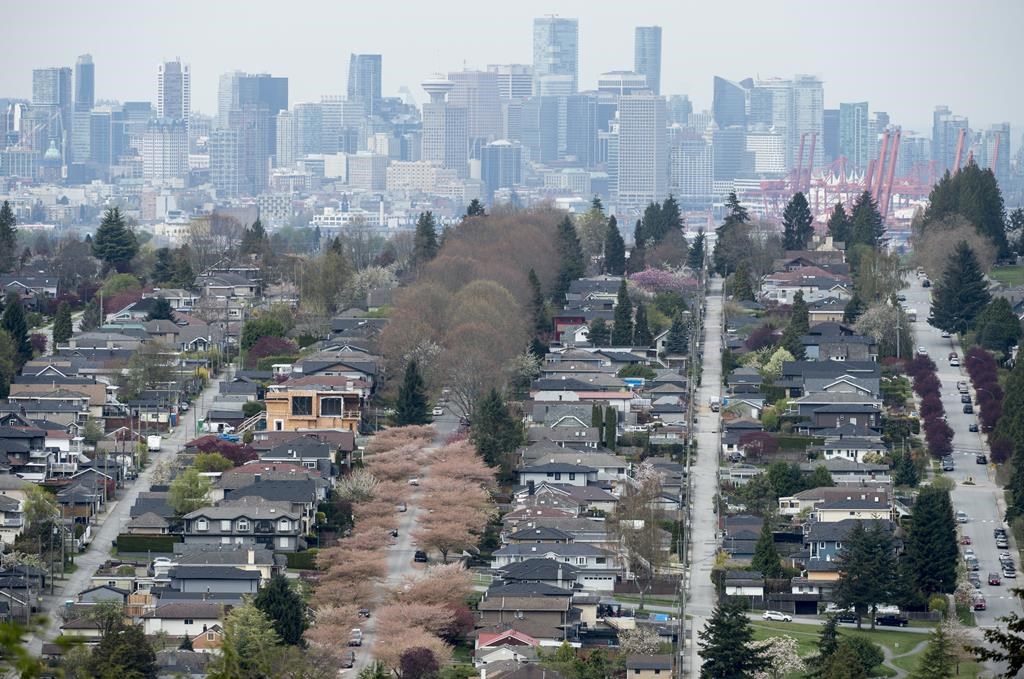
[960,535,972,545]
[989,572,1002,586]
[973,596,987,611]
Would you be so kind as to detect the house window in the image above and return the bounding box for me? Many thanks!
[207,632,215,641]
[221,520,231,531]
[596,557,606,565]
[569,473,576,481]
[237,520,250,531]
[291,396,313,416]
[554,473,562,481]
[274,420,283,431]
[184,619,194,625]
[835,542,842,549]
[576,557,586,565]
[320,397,344,416]
[196,519,208,531]
[278,519,290,530]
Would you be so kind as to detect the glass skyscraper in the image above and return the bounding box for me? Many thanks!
[347,54,382,116]
[634,26,662,95]
[532,17,579,95]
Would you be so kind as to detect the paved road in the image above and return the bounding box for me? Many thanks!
[352,411,459,673]
[27,368,229,654]
[903,276,1022,626]
[685,276,725,676]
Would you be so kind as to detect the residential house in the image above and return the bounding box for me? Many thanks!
[811,434,887,463]
[221,482,322,533]
[807,297,848,324]
[0,494,24,545]
[141,602,227,638]
[264,385,361,433]
[517,464,598,489]
[476,594,576,644]
[814,496,892,523]
[722,515,762,560]
[194,271,260,299]
[258,439,334,475]
[799,458,891,485]
[126,512,171,536]
[626,655,672,679]
[491,545,618,591]
[778,488,889,518]
[0,273,59,308]
[801,327,877,362]
[521,451,630,490]
[494,559,582,591]
[810,404,882,430]
[506,526,575,545]
[168,566,261,594]
[806,518,892,563]
[760,266,853,304]
[778,361,880,399]
[181,503,303,552]
[78,584,130,605]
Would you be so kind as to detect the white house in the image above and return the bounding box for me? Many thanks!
[141,602,225,637]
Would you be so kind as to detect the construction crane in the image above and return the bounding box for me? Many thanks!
[953,127,967,171]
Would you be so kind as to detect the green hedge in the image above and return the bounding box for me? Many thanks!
[775,435,823,452]
[115,534,182,553]
[256,355,299,371]
[285,549,320,570]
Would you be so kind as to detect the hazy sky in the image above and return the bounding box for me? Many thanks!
[7,0,1024,143]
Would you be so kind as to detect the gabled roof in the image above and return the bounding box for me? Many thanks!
[498,558,581,581]
[478,595,571,612]
[143,602,227,619]
[507,526,575,542]
[521,463,597,475]
[168,566,262,581]
[128,512,170,529]
[626,655,672,671]
[477,629,541,648]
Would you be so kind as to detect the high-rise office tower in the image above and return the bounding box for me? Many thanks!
[597,72,648,96]
[481,140,522,198]
[487,65,533,100]
[710,124,748,181]
[216,71,287,193]
[670,137,713,201]
[932,105,969,172]
[87,105,126,175]
[634,26,662,95]
[668,95,693,126]
[74,55,94,113]
[275,111,297,167]
[563,93,599,167]
[745,125,786,175]
[533,16,579,95]
[838,102,870,172]
[421,77,468,177]
[294,102,323,158]
[712,76,747,129]
[32,66,73,160]
[217,72,288,128]
[520,96,560,164]
[447,70,502,153]
[157,59,191,127]
[142,118,188,183]
[791,75,824,171]
[347,54,383,116]
[210,128,241,197]
[822,109,839,164]
[615,93,667,210]
[983,123,1011,184]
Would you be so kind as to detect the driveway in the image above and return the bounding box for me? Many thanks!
[27,368,230,654]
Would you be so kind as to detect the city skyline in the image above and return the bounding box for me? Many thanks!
[6,0,1024,142]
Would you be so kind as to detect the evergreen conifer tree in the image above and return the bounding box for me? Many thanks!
[905,486,958,594]
[997,359,1024,446]
[147,296,174,321]
[849,191,885,248]
[627,220,646,274]
[826,202,851,244]
[603,216,626,275]
[698,598,765,679]
[611,279,634,345]
[466,199,486,217]
[152,248,175,285]
[253,572,308,645]
[1,293,31,367]
[527,268,547,339]
[782,192,815,250]
[928,240,991,335]
[686,231,706,271]
[0,201,17,273]
[91,207,139,273]
[394,359,429,426]
[665,314,689,355]
[412,212,439,267]
[910,627,957,679]
[892,451,919,487]
[52,301,73,345]
[751,520,783,578]
[588,319,610,347]
[240,219,267,255]
[729,261,756,301]
[633,303,652,347]
[603,407,616,450]
[471,389,522,471]
[81,299,101,331]
[554,216,585,302]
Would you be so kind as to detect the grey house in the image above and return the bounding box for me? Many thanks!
[168,566,261,594]
[181,503,303,552]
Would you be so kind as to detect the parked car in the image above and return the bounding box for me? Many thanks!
[963,548,976,560]
[967,557,980,571]
[431,407,444,416]
[960,535,972,545]
[963,404,974,414]
[942,330,951,338]
[348,629,363,647]
[835,611,859,623]
[969,572,983,588]
[875,614,909,627]
[973,596,987,611]
[957,381,969,393]
[408,477,420,486]
[917,346,928,356]
[762,611,792,622]
[414,550,428,563]
[341,651,355,668]
[922,279,932,287]
[396,503,407,512]
[976,454,988,464]
[1003,566,1017,579]
[950,357,960,366]
[358,608,371,618]
[989,572,1002,586]
[943,460,955,472]
[961,394,972,404]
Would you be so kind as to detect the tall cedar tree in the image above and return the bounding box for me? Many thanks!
[729,261,756,301]
[687,231,706,271]
[892,451,919,487]
[665,314,689,355]
[554,216,585,302]
[639,201,662,245]
[611,279,634,346]
[92,207,139,273]
[827,202,851,244]
[471,388,522,470]
[928,240,991,335]
[603,407,616,450]
[1,293,32,367]
[997,360,1024,447]
[905,485,958,594]
[0,329,16,399]
[466,199,486,217]
[147,296,174,321]
[713,192,750,275]
[698,597,766,679]
[641,195,683,246]
[782,191,815,250]
[412,211,439,267]
[87,621,158,678]
[780,291,809,359]
[588,318,610,347]
[152,248,176,285]
[603,216,626,275]
[1006,442,1024,521]
[633,303,652,347]
[253,572,308,645]
[842,292,866,324]
[849,191,885,248]
[807,615,841,677]
[394,359,430,426]
[834,521,895,628]
[81,299,101,331]
[527,268,548,339]
[924,163,1010,257]
[751,520,783,578]
[240,219,267,255]
[627,220,646,274]
[52,301,73,345]
[0,201,18,273]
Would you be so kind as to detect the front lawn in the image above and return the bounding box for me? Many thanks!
[990,265,1024,287]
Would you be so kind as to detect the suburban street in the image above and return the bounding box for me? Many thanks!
[903,275,1023,627]
[351,411,459,673]
[26,369,229,654]
[36,310,83,356]
[685,276,724,676]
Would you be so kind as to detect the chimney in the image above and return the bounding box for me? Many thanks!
[248,549,255,565]
[527,481,535,496]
